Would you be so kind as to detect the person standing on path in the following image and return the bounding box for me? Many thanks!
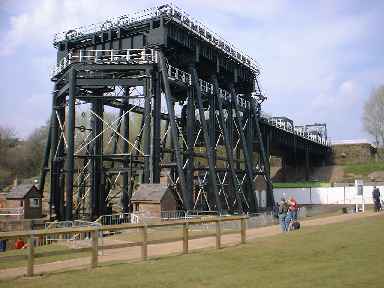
[278,197,289,232]
[372,186,381,212]
[285,196,298,230]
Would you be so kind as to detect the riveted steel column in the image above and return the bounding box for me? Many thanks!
[231,88,257,212]
[158,51,190,210]
[152,69,162,183]
[143,77,152,183]
[65,68,76,220]
[39,124,51,194]
[212,76,243,213]
[90,98,104,219]
[189,66,222,213]
[122,87,130,212]
[251,99,273,208]
[185,87,195,209]
[49,85,59,219]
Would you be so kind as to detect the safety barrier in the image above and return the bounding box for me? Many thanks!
[95,213,132,226]
[50,48,328,146]
[52,4,260,73]
[0,215,247,277]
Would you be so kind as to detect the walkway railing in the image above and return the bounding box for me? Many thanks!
[95,213,131,226]
[52,4,260,73]
[50,48,329,146]
[50,48,157,78]
[0,216,247,277]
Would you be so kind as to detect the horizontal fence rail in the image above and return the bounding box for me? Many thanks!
[0,216,248,277]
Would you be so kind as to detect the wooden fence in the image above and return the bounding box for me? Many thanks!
[0,216,248,277]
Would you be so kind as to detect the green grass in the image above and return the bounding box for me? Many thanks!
[273,181,331,188]
[0,244,89,269]
[1,215,384,288]
[344,161,384,176]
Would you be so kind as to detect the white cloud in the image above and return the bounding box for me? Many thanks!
[0,0,383,140]
[0,0,157,55]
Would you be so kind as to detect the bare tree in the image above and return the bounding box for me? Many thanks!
[363,86,384,152]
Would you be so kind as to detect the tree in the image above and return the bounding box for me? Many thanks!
[363,86,384,150]
[0,126,18,185]
[0,123,49,188]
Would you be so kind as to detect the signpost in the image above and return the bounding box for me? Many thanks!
[355,179,364,212]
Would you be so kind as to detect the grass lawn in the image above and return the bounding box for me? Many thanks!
[1,214,384,288]
[344,161,384,176]
[0,244,90,269]
[273,181,331,188]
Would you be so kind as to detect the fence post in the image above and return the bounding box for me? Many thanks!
[91,229,98,268]
[240,218,246,244]
[183,222,189,254]
[141,224,148,260]
[216,219,222,249]
[27,235,34,277]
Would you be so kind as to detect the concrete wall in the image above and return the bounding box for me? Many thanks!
[273,185,383,205]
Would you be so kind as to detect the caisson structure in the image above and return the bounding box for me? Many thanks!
[39,4,330,220]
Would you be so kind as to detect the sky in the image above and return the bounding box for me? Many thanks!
[0,0,383,142]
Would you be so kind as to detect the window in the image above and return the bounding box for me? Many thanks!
[29,198,40,208]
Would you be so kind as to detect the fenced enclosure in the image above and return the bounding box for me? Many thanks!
[0,216,247,277]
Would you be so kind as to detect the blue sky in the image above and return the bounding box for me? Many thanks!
[0,0,383,141]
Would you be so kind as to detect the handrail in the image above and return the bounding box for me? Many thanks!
[52,4,260,74]
[50,51,328,146]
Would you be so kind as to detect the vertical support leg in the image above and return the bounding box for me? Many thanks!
[122,88,130,213]
[212,76,243,213]
[152,69,162,183]
[65,68,76,221]
[209,79,217,207]
[39,125,51,193]
[50,87,59,219]
[158,51,190,210]
[143,78,152,183]
[189,66,221,213]
[90,99,104,219]
[251,99,274,208]
[185,88,195,209]
[231,89,257,212]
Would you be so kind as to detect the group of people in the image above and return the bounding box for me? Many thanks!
[277,196,298,232]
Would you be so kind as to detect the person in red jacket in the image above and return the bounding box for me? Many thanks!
[285,196,298,229]
[14,239,25,249]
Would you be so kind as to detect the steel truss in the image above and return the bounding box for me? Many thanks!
[40,48,275,220]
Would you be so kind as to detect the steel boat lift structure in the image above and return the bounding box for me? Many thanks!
[39,4,329,221]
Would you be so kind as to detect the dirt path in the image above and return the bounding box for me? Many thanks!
[0,211,381,280]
